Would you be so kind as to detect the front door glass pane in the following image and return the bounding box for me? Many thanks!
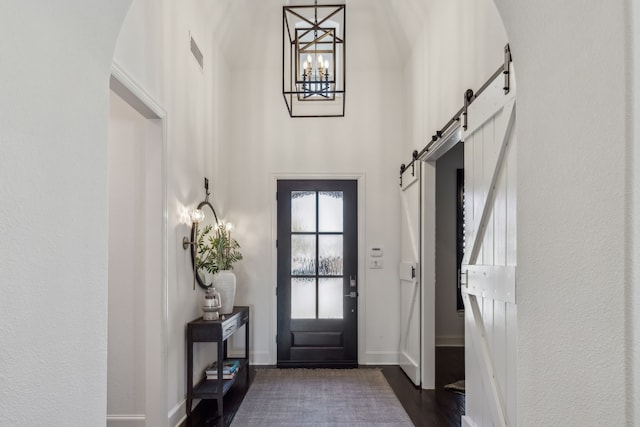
[319,191,343,232]
[292,191,316,232]
[291,278,316,319]
[318,278,343,319]
[290,189,345,321]
[318,234,343,276]
[291,234,316,275]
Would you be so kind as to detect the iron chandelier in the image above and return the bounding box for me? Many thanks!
[282,1,346,117]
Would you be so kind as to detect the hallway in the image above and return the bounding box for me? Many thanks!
[184,347,465,427]
[1,1,636,426]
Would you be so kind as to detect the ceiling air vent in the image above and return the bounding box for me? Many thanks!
[190,34,204,71]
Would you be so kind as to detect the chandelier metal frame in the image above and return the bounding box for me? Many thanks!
[282,2,346,118]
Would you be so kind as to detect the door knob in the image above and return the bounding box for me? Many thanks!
[344,291,358,298]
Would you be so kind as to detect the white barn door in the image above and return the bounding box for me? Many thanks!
[399,162,421,385]
[462,72,516,427]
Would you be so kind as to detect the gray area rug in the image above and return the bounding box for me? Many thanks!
[231,368,414,426]
[444,380,465,394]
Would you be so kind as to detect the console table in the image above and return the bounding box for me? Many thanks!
[186,306,250,419]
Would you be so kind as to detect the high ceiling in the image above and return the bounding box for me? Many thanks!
[206,0,430,68]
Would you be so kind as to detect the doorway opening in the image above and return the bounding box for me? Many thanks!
[107,70,167,427]
[433,141,466,396]
[416,125,464,389]
[435,143,465,348]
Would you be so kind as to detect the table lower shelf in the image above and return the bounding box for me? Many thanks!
[191,359,249,399]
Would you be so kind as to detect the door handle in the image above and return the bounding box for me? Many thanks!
[344,291,358,298]
[460,269,468,287]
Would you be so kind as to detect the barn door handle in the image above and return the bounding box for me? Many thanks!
[460,269,468,287]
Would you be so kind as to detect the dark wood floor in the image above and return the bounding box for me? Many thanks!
[182,347,465,427]
[385,347,466,427]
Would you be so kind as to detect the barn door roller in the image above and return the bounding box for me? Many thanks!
[503,44,512,94]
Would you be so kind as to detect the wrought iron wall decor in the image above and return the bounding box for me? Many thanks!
[183,178,220,290]
[283,1,346,118]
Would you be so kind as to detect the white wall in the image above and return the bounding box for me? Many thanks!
[435,143,464,346]
[112,0,234,423]
[0,2,132,426]
[403,0,508,155]
[492,1,630,424]
[218,1,405,365]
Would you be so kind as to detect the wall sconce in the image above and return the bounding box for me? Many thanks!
[183,208,205,290]
[214,221,234,240]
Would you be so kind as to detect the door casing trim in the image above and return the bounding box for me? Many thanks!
[270,173,366,365]
[109,61,169,427]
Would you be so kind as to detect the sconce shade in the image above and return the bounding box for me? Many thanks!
[283,2,346,117]
[190,209,205,224]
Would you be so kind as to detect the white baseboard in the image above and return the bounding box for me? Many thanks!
[172,414,187,427]
[168,398,189,427]
[227,350,272,365]
[245,351,399,366]
[170,398,208,427]
[398,351,420,385]
[106,415,145,427]
[362,351,398,365]
[435,335,465,347]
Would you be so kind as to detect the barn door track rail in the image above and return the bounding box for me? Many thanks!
[399,44,512,185]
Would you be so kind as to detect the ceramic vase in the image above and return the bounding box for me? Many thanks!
[213,270,236,314]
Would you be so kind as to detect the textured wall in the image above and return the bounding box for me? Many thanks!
[0,2,132,425]
[493,0,630,425]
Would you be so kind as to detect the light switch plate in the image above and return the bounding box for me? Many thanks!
[369,258,383,269]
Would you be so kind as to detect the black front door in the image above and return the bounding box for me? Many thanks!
[277,180,358,367]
